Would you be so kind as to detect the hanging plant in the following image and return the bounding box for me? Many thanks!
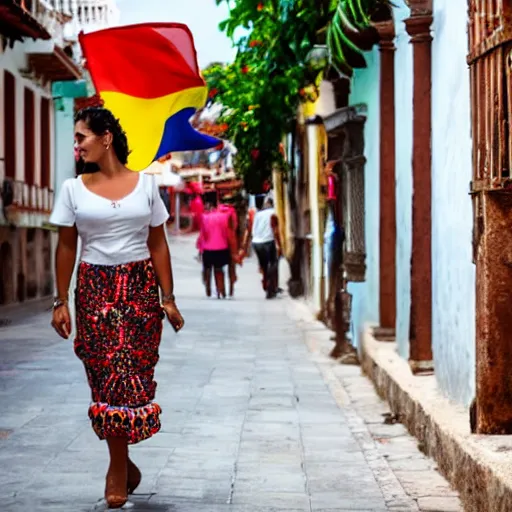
[206,0,393,193]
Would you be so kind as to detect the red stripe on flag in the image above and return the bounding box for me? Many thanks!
[79,23,205,99]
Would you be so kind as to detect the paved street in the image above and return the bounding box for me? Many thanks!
[0,236,461,512]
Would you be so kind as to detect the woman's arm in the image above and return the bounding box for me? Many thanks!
[55,226,78,300]
[52,226,78,339]
[147,225,174,298]
[241,215,253,255]
[148,225,184,331]
[271,214,282,256]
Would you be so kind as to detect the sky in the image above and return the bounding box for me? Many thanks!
[117,0,237,69]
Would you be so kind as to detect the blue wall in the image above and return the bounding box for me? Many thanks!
[53,96,75,195]
[347,48,381,349]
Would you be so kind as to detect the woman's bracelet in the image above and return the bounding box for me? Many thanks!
[161,293,175,304]
[53,297,68,310]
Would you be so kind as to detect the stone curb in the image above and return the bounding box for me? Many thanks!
[360,326,512,512]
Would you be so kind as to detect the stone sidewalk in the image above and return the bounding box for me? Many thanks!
[0,236,461,511]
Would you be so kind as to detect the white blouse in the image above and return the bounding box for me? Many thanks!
[50,173,169,266]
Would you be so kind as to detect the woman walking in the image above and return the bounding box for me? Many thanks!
[197,192,232,298]
[241,195,282,299]
[218,197,240,297]
[50,107,184,509]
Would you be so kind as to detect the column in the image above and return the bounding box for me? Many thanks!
[405,12,434,374]
[306,117,325,313]
[375,21,397,339]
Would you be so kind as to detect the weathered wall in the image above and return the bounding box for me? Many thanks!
[430,0,475,406]
[347,48,380,348]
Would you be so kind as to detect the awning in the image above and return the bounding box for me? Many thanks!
[144,160,185,190]
[215,179,244,191]
[52,80,88,99]
[28,46,82,82]
[178,168,216,179]
[0,1,51,43]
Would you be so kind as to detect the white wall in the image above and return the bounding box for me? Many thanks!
[0,41,53,187]
[431,0,475,406]
[394,2,414,360]
[316,80,337,118]
[394,0,475,405]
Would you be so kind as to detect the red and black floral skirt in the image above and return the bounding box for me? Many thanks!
[75,259,164,445]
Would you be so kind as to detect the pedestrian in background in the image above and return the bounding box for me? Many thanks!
[197,192,235,298]
[218,196,240,297]
[241,195,282,299]
[49,107,184,509]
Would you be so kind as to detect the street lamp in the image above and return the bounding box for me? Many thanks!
[306,45,329,72]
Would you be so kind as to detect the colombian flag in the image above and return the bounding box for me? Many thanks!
[78,23,221,171]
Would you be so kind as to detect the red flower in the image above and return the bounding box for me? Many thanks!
[257,2,264,11]
[249,40,262,48]
[241,65,249,74]
[208,87,218,98]
[251,148,260,160]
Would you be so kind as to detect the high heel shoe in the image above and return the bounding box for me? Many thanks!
[105,473,128,509]
[127,458,141,494]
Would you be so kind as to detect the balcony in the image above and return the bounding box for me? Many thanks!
[5,0,119,46]
[10,180,54,213]
[52,0,120,41]
[0,0,51,43]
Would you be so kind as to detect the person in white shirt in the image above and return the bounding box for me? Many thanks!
[241,195,282,298]
[49,107,184,509]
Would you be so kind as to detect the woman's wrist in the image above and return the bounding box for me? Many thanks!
[161,292,175,304]
[53,296,69,310]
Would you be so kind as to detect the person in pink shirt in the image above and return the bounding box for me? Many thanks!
[218,198,239,297]
[189,183,204,232]
[197,193,232,298]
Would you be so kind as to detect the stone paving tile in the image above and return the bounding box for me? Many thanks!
[0,235,462,511]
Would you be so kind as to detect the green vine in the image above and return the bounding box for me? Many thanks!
[204,0,392,193]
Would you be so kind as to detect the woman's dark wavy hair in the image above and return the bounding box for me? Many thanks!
[74,107,130,174]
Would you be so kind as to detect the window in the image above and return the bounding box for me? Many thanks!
[24,88,35,186]
[4,71,16,179]
[40,97,51,189]
[340,117,367,283]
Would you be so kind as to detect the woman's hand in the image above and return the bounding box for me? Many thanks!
[51,304,71,339]
[162,301,185,332]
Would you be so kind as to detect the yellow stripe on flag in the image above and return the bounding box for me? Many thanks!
[101,86,207,171]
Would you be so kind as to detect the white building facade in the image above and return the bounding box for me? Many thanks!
[0,0,119,307]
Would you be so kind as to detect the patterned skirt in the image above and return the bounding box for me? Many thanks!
[75,259,164,445]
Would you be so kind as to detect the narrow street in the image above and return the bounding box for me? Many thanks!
[0,236,461,512]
